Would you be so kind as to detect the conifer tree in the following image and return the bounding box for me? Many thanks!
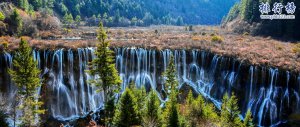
[89,22,122,126]
[163,90,179,127]
[162,55,180,127]
[185,92,218,127]
[113,88,140,127]
[243,109,254,127]
[163,55,178,93]
[220,92,243,127]
[10,9,23,36]
[8,38,44,126]
[63,13,74,24]
[142,90,162,127]
[129,82,146,113]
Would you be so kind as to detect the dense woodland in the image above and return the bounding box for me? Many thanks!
[5,0,236,26]
[223,0,300,40]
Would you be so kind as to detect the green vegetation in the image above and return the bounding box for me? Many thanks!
[9,0,236,27]
[113,88,141,127]
[88,22,122,126]
[292,43,300,56]
[211,35,224,43]
[162,55,181,127]
[224,0,300,39]
[244,109,254,127]
[185,91,218,126]
[10,9,23,36]
[220,93,243,127]
[142,90,162,127]
[0,12,5,21]
[63,13,74,24]
[17,0,30,12]
[8,38,45,126]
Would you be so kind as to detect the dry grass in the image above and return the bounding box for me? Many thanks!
[1,26,300,73]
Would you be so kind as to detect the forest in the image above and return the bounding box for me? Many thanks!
[11,0,236,26]
[223,0,300,40]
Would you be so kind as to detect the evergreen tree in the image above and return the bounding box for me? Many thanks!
[8,38,44,126]
[220,92,243,127]
[163,55,178,93]
[129,82,146,113]
[162,55,180,127]
[163,90,180,127]
[243,109,254,127]
[63,13,74,24]
[142,90,162,127]
[113,88,140,127]
[89,22,122,126]
[185,92,218,127]
[75,15,81,25]
[30,0,42,10]
[10,9,23,36]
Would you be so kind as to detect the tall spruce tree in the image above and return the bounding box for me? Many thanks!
[8,38,44,126]
[142,90,162,127]
[163,55,178,93]
[220,92,243,127]
[162,55,180,127]
[113,88,140,127]
[89,22,122,126]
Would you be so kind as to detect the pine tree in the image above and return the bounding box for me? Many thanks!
[63,13,74,24]
[10,9,23,36]
[220,92,243,127]
[163,91,180,127]
[243,109,254,127]
[162,55,180,127]
[185,92,218,127]
[89,22,122,126]
[17,0,29,11]
[129,82,146,113]
[113,88,140,127]
[240,0,253,21]
[163,55,178,93]
[142,90,162,127]
[8,38,44,126]
[75,15,81,26]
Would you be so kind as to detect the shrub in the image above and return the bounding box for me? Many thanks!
[243,32,249,36]
[211,35,223,43]
[292,43,300,56]
[0,12,5,21]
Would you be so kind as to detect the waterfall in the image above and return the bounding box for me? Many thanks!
[0,47,300,126]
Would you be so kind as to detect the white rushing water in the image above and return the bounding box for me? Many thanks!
[0,47,300,126]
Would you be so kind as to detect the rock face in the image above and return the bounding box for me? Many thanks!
[0,47,300,126]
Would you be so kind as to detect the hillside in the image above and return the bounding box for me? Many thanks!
[10,0,237,26]
[223,0,300,40]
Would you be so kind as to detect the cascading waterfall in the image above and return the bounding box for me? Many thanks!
[0,47,299,126]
